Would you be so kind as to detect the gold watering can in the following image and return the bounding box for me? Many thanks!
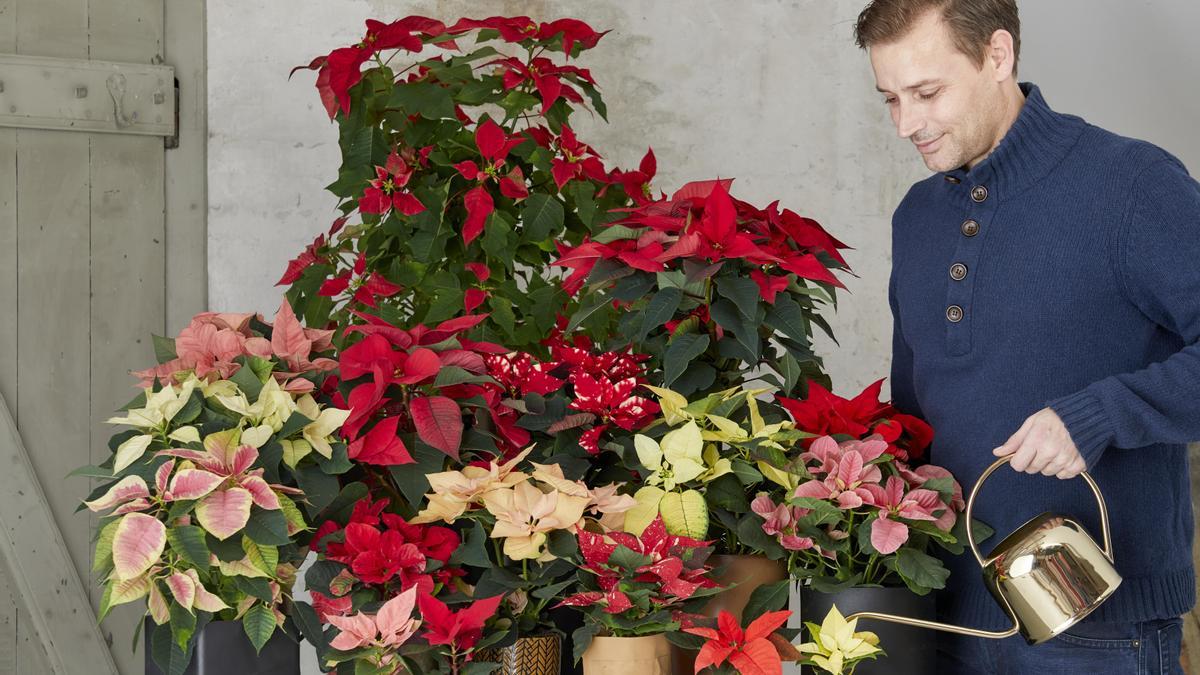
[847,455,1122,645]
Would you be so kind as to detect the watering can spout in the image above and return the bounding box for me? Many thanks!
[841,455,1122,646]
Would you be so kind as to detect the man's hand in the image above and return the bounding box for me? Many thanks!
[992,408,1086,479]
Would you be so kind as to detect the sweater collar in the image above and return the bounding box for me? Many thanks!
[942,82,1085,200]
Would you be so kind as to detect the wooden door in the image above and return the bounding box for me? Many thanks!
[0,0,203,672]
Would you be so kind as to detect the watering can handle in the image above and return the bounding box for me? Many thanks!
[964,454,1114,567]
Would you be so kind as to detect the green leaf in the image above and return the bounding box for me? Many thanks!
[716,277,761,321]
[705,473,751,513]
[166,525,211,568]
[152,335,178,364]
[520,193,565,242]
[244,508,291,546]
[293,601,329,654]
[242,536,279,577]
[230,358,264,402]
[663,333,710,387]
[150,619,196,675]
[408,182,452,263]
[566,292,611,333]
[434,366,496,387]
[243,603,277,654]
[765,295,810,345]
[569,181,597,226]
[546,529,578,560]
[388,82,456,120]
[453,521,493,568]
[235,575,273,602]
[777,352,803,395]
[572,623,599,665]
[296,464,340,516]
[638,287,683,342]
[895,548,951,594]
[391,441,444,508]
[92,519,120,574]
[742,580,791,622]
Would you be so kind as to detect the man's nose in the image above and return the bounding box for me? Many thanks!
[895,103,925,139]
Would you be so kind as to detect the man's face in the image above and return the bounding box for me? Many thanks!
[869,10,1006,172]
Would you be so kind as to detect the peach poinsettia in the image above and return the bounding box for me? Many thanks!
[862,476,942,555]
[327,585,422,660]
[409,448,533,524]
[133,300,335,392]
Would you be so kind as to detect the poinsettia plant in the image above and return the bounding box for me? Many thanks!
[79,302,351,675]
[748,380,991,595]
[683,609,800,675]
[282,14,650,358]
[797,605,883,675]
[557,516,723,663]
[553,177,852,398]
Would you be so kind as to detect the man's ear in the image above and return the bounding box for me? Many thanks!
[987,29,1017,81]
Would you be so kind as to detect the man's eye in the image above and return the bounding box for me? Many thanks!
[883,97,897,105]
[917,89,940,100]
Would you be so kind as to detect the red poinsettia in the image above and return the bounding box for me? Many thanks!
[417,593,506,653]
[318,251,403,309]
[486,55,597,114]
[337,313,511,459]
[294,17,455,118]
[446,16,607,56]
[484,352,564,398]
[523,123,609,190]
[611,147,659,205]
[359,151,425,217]
[684,609,794,675]
[315,498,462,592]
[775,378,933,461]
[569,373,659,455]
[453,118,529,245]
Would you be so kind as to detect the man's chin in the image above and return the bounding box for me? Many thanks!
[921,153,957,173]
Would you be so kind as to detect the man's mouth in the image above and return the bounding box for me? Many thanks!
[914,134,944,154]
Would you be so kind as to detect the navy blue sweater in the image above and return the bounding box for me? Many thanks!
[889,83,1197,629]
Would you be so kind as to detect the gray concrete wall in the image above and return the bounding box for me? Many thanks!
[206,2,1199,672]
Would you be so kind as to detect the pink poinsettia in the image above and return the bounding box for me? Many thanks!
[750,494,815,552]
[793,436,884,509]
[862,476,943,554]
[327,585,421,658]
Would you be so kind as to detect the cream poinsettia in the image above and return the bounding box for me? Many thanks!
[482,479,590,561]
[798,604,883,674]
[106,377,200,472]
[635,421,707,490]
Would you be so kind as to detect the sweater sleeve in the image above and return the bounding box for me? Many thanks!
[1047,156,1200,469]
[888,257,924,420]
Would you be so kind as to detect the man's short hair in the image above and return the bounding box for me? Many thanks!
[854,0,1021,73]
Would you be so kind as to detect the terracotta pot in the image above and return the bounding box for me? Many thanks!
[478,634,562,675]
[581,634,672,675]
[672,554,788,673]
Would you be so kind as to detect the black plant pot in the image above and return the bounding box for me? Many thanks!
[144,618,300,675]
[799,585,936,675]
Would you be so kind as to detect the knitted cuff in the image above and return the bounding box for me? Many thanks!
[1046,389,1114,470]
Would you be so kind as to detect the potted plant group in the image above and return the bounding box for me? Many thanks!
[78,11,965,675]
[82,302,350,675]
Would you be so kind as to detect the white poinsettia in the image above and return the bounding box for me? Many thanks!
[635,420,706,490]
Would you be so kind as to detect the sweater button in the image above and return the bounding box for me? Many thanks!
[946,305,964,322]
[971,185,988,202]
[950,263,968,281]
[961,219,980,236]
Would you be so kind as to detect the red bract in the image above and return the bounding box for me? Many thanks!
[484,353,564,398]
[611,147,659,205]
[684,609,792,675]
[417,593,505,652]
[318,252,403,309]
[318,498,461,591]
[454,118,529,245]
[486,56,596,114]
[559,517,718,615]
[543,124,609,190]
[337,313,505,458]
[446,16,607,56]
[776,379,932,460]
[294,17,454,118]
[277,233,327,286]
[359,152,425,217]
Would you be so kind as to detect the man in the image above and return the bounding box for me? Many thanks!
[854,0,1197,672]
